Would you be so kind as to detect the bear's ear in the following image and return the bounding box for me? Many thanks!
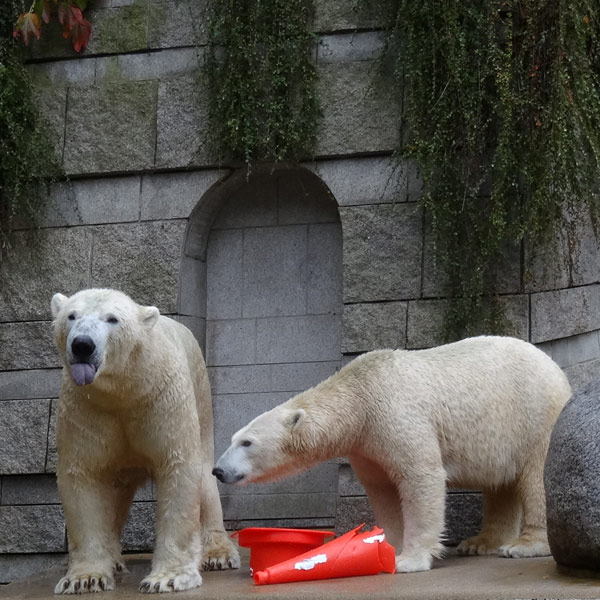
[140,306,160,329]
[285,409,306,431]
[51,293,69,318]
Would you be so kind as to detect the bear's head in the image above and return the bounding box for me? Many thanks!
[51,288,159,387]
[213,405,309,485]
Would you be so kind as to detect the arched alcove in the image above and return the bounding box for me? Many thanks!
[181,165,343,528]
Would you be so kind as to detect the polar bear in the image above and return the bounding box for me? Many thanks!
[214,336,571,573]
[51,289,239,594]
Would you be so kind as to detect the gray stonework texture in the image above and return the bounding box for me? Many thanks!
[1,0,599,584]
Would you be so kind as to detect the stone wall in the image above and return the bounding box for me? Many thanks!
[1,0,600,583]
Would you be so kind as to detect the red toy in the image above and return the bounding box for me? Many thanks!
[252,524,396,585]
[232,527,334,573]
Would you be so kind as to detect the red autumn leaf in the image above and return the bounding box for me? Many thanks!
[13,12,41,46]
[42,0,52,24]
[61,5,91,52]
[57,1,69,25]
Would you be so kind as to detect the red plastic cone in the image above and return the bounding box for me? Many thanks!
[253,524,396,585]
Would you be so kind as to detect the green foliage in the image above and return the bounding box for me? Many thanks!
[205,0,320,163]
[0,3,62,244]
[382,1,600,338]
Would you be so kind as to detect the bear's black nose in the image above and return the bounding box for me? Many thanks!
[212,467,225,482]
[72,335,96,358]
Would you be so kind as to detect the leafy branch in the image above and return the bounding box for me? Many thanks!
[13,0,91,52]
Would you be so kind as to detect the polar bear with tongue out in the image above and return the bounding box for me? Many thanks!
[51,288,239,595]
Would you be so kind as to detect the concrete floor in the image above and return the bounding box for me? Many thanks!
[2,548,600,600]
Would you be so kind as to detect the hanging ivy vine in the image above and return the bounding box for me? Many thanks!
[381,1,600,338]
[0,1,62,246]
[204,0,320,164]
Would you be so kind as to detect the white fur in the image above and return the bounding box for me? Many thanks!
[214,336,572,572]
[51,289,239,595]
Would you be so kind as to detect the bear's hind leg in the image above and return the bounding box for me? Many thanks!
[457,484,521,555]
[500,451,550,558]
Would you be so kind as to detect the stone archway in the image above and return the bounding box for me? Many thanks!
[182,166,343,528]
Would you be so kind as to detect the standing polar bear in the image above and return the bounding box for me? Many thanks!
[51,288,239,594]
[214,336,571,573]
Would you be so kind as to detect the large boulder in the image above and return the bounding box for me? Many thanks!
[544,378,600,576]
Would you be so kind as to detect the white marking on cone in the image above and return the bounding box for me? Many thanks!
[294,554,328,570]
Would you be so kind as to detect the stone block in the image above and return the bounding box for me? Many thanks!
[335,496,374,536]
[224,517,335,531]
[316,60,400,156]
[29,59,96,87]
[172,316,206,354]
[277,171,340,225]
[0,553,67,585]
[269,361,340,392]
[307,223,343,315]
[531,285,600,344]
[0,369,62,401]
[564,359,600,393]
[85,4,149,55]
[318,32,386,63]
[340,204,422,303]
[524,231,570,293]
[423,229,521,298]
[90,220,187,314]
[96,47,199,82]
[206,229,244,320]
[342,302,407,353]
[205,319,256,367]
[306,157,408,206]
[0,227,92,322]
[445,492,483,547]
[41,177,141,227]
[141,170,225,221]
[338,464,366,497]
[242,225,308,318]
[0,400,51,475]
[570,213,600,288]
[1,474,60,505]
[407,295,529,350]
[313,0,390,32]
[121,502,155,552]
[0,505,65,552]
[0,323,58,371]
[33,85,67,161]
[208,365,272,396]
[544,377,600,574]
[179,256,206,318]
[212,174,278,229]
[148,0,207,48]
[213,392,290,457]
[156,77,212,169]
[208,361,340,396]
[537,330,600,370]
[220,493,337,521]
[64,81,157,175]
[255,315,342,364]
[46,399,58,473]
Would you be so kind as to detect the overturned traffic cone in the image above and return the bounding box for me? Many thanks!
[253,524,396,585]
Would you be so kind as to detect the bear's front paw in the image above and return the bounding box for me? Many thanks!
[139,569,202,593]
[395,551,433,573]
[54,572,115,594]
[202,532,241,571]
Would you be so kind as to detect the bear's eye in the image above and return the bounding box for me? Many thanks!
[107,316,119,324]
[68,313,76,321]
[240,440,252,447]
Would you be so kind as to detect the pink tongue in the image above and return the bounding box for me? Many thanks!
[71,363,96,386]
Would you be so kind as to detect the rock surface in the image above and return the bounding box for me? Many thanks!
[544,377,600,575]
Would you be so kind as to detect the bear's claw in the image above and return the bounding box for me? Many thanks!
[138,570,202,593]
[54,573,115,594]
